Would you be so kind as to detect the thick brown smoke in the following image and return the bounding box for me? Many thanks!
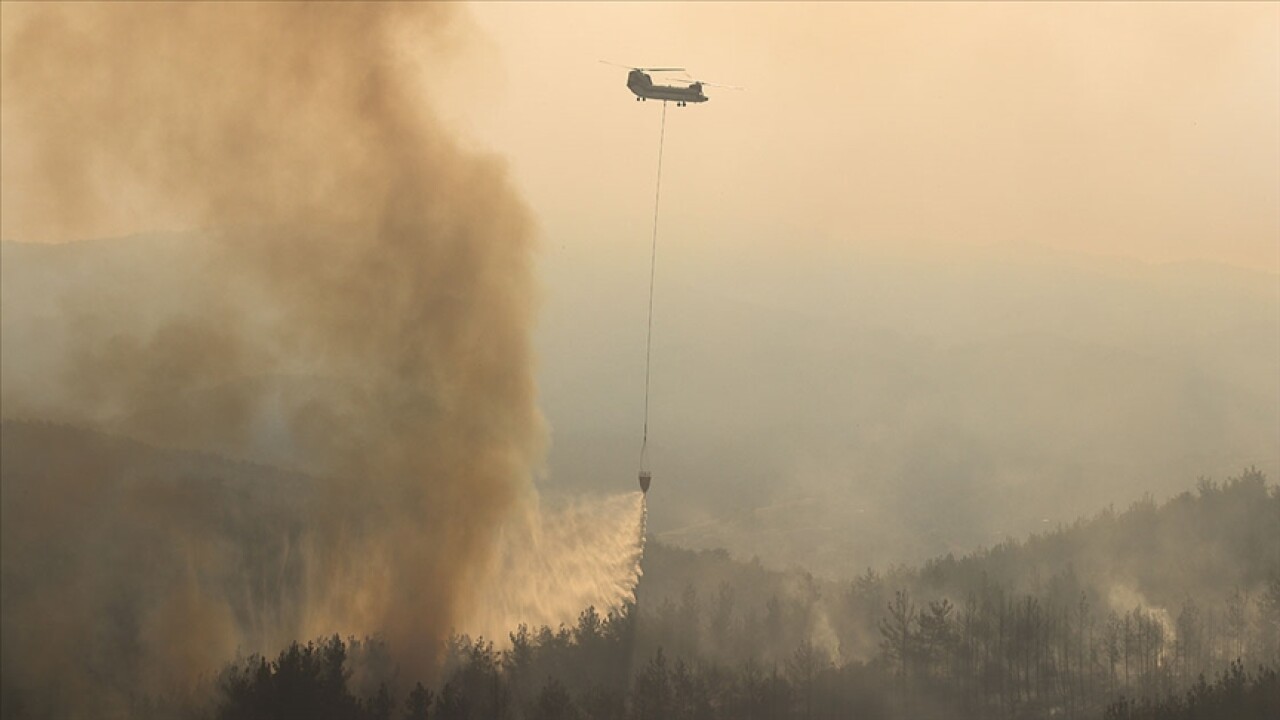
[1,2,543,715]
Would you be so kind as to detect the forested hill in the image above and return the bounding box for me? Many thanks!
[637,469,1279,665]
[4,421,1277,718]
[393,471,1280,720]
[911,468,1279,606]
[0,419,321,720]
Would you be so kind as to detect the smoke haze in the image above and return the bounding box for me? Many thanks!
[2,3,1277,718]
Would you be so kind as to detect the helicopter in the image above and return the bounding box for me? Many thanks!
[600,61,740,107]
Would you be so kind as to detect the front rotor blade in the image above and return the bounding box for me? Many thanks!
[697,80,744,90]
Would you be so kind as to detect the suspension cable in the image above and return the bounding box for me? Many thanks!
[641,101,667,469]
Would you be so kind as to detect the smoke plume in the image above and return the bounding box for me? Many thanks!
[0,4,640,716]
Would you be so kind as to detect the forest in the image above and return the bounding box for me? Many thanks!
[191,469,1279,720]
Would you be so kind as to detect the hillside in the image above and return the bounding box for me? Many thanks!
[410,468,1278,720]
[3,422,1276,719]
[6,237,1279,579]
[0,420,319,719]
[636,467,1279,667]
[617,469,1280,718]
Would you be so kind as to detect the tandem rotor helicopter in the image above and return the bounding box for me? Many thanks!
[602,61,740,496]
[600,61,741,107]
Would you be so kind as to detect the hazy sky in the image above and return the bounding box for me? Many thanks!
[432,3,1280,551]
[436,2,1279,275]
[4,2,1276,271]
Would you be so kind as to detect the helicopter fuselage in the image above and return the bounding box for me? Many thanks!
[627,70,707,105]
